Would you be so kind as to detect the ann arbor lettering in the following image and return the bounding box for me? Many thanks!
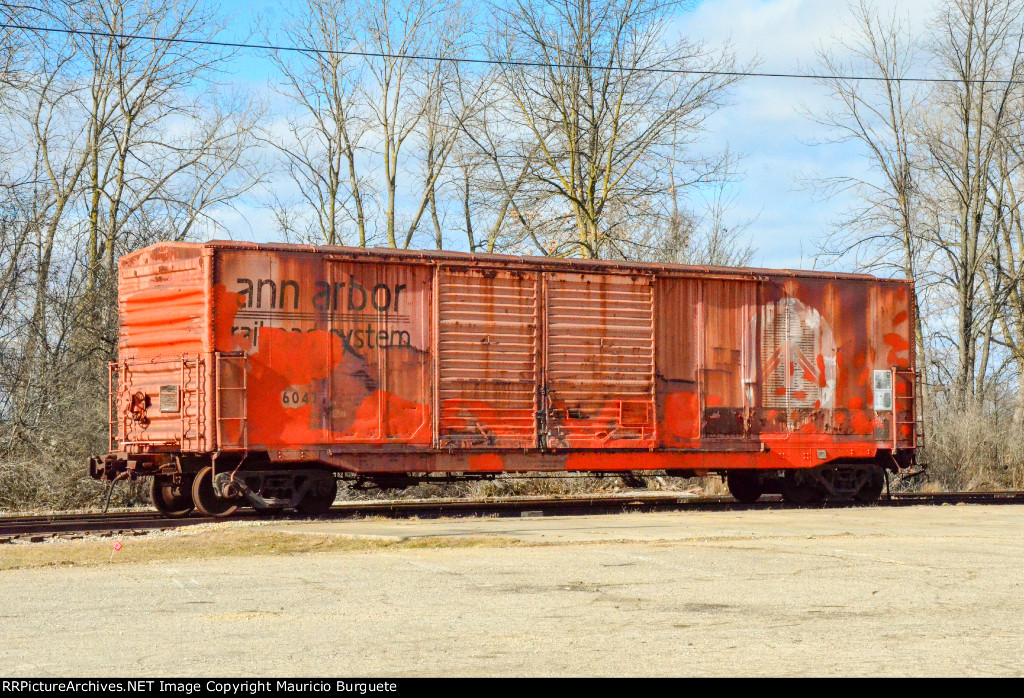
[235,275,406,313]
[230,275,412,353]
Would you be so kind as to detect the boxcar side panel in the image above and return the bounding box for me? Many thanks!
[872,280,916,447]
[700,279,757,440]
[757,278,840,437]
[755,276,915,449]
[212,249,432,449]
[655,277,700,446]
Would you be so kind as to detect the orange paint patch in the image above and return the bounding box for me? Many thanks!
[706,394,724,408]
[893,310,909,325]
[884,332,911,366]
[212,283,245,350]
[662,391,700,440]
[242,326,431,447]
[856,370,868,387]
[468,453,505,472]
[380,391,431,442]
[850,410,875,434]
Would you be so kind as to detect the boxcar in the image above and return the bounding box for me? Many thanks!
[89,241,920,516]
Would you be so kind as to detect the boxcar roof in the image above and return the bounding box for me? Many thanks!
[122,239,903,284]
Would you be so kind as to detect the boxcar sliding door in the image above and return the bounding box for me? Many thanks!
[544,272,656,449]
[435,268,541,449]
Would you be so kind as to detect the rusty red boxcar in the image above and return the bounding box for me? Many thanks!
[89,241,921,516]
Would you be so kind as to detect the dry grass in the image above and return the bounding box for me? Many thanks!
[340,473,705,502]
[922,400,1024,491]
[0,527,525,572]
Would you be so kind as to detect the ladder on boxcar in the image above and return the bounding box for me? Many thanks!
[180,356,206,452]
[892,366,925,456]
[215,352,248,451]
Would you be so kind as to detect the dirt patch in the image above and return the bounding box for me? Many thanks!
[2,506,1023,676]
[0,528,524,571]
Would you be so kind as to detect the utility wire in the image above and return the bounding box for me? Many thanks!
[4,21,1024,85]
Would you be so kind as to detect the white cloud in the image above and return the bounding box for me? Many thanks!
[680,0,937,270]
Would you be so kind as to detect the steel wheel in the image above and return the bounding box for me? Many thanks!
[296,474,338,517]
[855,466,885,503]
[727,471,764,503]
[781,475,826,505]
[150,475,194,518]
[191,466,239,518]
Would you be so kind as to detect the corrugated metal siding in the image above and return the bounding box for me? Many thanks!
[116,246,209,450]
[759,292,837,431]
[328,260,432,444]
[437,269,539,448]
[119,246,206,360]
[761,298,789,409]
[545,273,655,448]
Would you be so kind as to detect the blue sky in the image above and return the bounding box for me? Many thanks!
[211,0,936,272]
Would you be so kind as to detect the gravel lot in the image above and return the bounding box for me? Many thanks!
[2,505,1023,677]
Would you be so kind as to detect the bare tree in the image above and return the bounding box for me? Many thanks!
[352,0,476,249]
[811,0,928,367]
[920,0,1024,405]
[982,105,1024,420]
[811,0,1024,408]
[265,0,370,246]
[486,0,743,259]
[80,0,263,291]
[0,1,263,508]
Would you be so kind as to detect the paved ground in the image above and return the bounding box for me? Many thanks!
[2,505,1023,676]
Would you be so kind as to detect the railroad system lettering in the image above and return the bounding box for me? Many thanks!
[234,276,406,313]
[229,276,413,353]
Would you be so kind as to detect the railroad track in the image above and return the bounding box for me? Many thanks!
[2,490,1023,541]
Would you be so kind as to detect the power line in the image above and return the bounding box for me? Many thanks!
[3,21,1024,85]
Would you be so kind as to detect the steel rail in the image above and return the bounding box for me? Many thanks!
[2,490,1024,540]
